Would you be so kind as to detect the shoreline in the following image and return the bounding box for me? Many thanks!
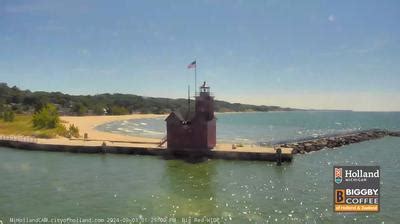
[5,113,398,160]
[0,114,168,149]
[61,114,166,142]
[63,112,264,143]
[60,114,279,151]
[54,114,400,151]
[2,113,399,152]
[3,114,398,162]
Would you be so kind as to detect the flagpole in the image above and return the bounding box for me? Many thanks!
[194,59,197,96]
[187,85,190,119]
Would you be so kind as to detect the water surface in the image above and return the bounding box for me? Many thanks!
[1,137,399,223]
[97,111,400,144]
[1,111,400,223]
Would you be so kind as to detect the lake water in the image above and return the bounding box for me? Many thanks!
[97,111,400,144]
[1,112,400,223]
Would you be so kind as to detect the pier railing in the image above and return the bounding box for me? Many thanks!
[0,135,38,143]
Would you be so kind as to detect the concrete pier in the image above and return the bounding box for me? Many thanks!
[0,136,293,163]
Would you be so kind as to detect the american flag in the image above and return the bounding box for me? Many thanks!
[187,60,196,69]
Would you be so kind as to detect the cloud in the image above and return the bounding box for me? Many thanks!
[78,49,91,56]
[328,14,336,22]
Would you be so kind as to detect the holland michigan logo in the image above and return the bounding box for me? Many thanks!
[333,166,380,212]
[335,167,342,184]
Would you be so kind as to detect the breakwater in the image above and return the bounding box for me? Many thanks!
[277,129,400,154]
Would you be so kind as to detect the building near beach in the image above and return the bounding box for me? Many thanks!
[165,82,216,150]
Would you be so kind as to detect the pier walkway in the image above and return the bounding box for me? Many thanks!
[0,135,293,163]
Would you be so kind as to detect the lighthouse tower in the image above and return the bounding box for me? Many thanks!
[192,82,216,149]
[165,82,216,151]
[195,82,214,120]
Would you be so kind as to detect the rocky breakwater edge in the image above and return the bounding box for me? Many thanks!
[276,129,400,154]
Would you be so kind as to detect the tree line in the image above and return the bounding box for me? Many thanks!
[0,82,296,117]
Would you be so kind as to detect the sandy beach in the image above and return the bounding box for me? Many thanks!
[61,114,165,142]
[28,114,166,148]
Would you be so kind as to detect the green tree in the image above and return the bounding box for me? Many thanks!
[1,109,15,122]
[0,101,4,114]
[110,106,129,115]
[72,103,88,116]
[68,124,80,138]
[32,103,60,129]
[93,104,106,115]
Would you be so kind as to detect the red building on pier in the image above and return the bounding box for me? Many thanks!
[165,82,216,151]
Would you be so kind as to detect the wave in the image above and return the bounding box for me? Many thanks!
[116,127,134,133]
[142,129,164,135]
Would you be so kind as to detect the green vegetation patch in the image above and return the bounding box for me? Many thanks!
[0,115,79,139]
[32,104,60,129]
[0,115,57,138]
[1,109,15,122]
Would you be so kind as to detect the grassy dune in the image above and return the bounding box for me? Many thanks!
[0,115,62,138]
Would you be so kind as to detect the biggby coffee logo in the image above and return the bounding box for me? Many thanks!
[333,166,380,212]
[335,189,345,204]
[335,168,342,184]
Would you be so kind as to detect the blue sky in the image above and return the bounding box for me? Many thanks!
[0,0,399,111]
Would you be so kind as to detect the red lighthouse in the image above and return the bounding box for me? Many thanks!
[165,82,216,151]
